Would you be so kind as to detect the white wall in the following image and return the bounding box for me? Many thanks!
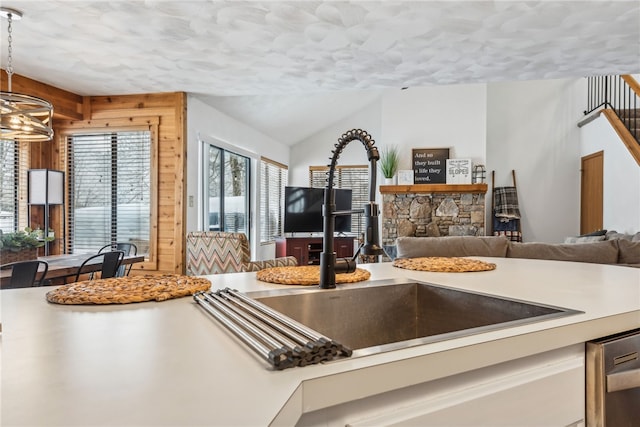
[289,98,383,186]
[186,95,291,259]
[580,115,640,234]
[486,78,585,243]
[380,85,487,170]
[291,84,487,195]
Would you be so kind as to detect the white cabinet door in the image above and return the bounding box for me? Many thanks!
[297,345,585,427]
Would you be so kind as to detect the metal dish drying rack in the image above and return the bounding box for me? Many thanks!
[194,288,352,370]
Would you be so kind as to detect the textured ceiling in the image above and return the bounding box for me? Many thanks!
[1,0,639,144]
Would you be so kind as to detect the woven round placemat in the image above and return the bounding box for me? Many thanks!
[256,265,371,286]
[46,274,212,305]
[393,257,496,273]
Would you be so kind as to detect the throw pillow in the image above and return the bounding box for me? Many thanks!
[564,235,606,244]
[580,229,607,237]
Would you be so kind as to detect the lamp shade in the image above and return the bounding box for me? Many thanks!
[28,169,64,205]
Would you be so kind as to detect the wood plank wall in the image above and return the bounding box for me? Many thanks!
[84,93,187,274]
[3,71,187,275]
[1,71,84,120]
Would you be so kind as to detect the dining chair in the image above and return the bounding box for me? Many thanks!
[73,250,125,282]
[0,260,49,289]
[98,242,137,276]
[186,231,297,275]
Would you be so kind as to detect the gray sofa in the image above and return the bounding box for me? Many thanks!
[393,233,640,268]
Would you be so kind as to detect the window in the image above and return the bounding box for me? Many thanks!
[66,130,152,254]
[260,157,287,243]
[309,165,369,236]
[203,143,250,238]
[0,139,28,233]
[0,139,19,232]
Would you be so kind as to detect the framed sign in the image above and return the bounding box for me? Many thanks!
[412,148,449,184]
[446,159,472,184]
[397,170,414,185]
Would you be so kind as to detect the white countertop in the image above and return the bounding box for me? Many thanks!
[1,258,639,426]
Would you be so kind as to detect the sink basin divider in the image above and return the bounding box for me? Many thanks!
[224,288,352,359]
[209,292,307,359]
[226,288,352,358]
[207,292,296,356]
[193,292,289,368]
[194,288,353,370]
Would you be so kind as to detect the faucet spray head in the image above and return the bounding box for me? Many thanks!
[360,203,385,256]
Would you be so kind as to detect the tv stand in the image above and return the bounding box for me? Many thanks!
[275,236,355,266]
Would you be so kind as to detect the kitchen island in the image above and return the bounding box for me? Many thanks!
[1,258,639,426]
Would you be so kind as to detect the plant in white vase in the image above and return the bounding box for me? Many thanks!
[379,145,399,184]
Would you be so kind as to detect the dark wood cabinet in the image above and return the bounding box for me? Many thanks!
[275,236,355,266]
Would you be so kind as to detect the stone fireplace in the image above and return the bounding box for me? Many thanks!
[380,184,488,248]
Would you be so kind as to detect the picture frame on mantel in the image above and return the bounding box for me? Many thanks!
[397,170,414,185]
[446,158,472,184]
[412,148,449,184]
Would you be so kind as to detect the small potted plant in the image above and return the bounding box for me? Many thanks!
[0,228,51,264]
[33,225,44,240]
[379,145,400,185]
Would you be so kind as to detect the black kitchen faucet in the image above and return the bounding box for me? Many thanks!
[319,129,385,289]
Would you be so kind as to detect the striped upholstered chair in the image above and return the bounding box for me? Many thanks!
[186,231,298,275]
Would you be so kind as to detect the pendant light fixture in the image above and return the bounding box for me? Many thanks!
[1,7,54,142]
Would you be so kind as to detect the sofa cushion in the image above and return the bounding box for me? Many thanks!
[507,240,619,264]
[617,239,640,266]
[605,230,640,241]
[395,236,510,259]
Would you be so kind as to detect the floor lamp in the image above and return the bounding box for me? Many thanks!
[28,169,64,256]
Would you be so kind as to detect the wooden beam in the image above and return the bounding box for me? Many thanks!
[379,184,488,194]
[1,70,84,120]
[173,92,187,275]
[602,109,640,167]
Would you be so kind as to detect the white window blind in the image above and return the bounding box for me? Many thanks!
[260,157,288,243]
[309,165,368,235]
[0,139,29,233]
[66,131,151,254]
[0,139,19,232]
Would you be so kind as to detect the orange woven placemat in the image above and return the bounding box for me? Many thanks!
[256,265,370,286]
[392,257,496,272]
[46,274,211,305]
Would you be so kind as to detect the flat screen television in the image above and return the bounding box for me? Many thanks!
[284,186,352,233]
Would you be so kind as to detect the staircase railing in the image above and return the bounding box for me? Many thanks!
[584,75,639,145]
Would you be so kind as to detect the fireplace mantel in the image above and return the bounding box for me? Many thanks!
[380,184,488,194]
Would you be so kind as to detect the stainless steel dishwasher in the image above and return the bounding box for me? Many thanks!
[586,328,640,426]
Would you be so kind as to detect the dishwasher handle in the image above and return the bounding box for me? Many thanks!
[607,368,640,393]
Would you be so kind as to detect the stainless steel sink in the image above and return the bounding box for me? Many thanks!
[248,279,582,356]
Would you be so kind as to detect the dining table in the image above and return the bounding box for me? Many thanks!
[0,253,145,288]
